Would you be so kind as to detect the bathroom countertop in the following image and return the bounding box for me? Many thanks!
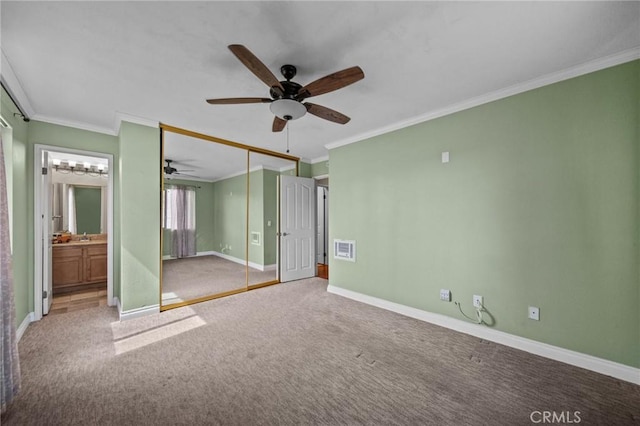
[53,240,107,247]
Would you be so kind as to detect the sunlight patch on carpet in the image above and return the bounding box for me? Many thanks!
[112,315,206,355]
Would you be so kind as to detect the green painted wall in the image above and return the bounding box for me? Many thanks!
[247,168,278,266]
[329,60,639,368]
[248,169,264,265]
[74,186,101,234]
[299,161,312,178]
[119,121,159,311]
[311,160,329,177]
[163,179,215,257]
[1,88,30,327]
[212,172,247,261]
[263,169,279,265]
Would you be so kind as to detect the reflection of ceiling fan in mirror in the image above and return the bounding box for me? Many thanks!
[206,44,365,132]
[163,159,199,179]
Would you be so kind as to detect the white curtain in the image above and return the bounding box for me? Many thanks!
[0,133,21,414]
[100,186,107,233]
[67,185,76,234]
[165,185,196,258]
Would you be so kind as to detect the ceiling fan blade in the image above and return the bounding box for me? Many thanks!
[206,97,272,105]
[272,116,287,132]
[297,66,364,99]
[304,103,351,124]
[228,44,284,93]
[175,172,201,178]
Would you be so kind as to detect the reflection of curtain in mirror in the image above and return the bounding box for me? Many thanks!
[67,185,76,234]
[100,186,107,233]
[165,185,196,258]
[51,183,63,232]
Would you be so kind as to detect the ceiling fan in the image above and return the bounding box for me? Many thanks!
[206,44,364,132]
[163,159,199,178]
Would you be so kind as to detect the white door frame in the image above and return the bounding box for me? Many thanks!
[33,144,115,320]
[41,151,53,314]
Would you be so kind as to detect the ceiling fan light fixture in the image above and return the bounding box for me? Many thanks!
[270,99,306,121]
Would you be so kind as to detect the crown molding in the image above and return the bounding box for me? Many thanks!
[1,49,36,117]
[311,155,329,164]
[326,47,640,151]
[115,111,159,133]
[30,113,116,136]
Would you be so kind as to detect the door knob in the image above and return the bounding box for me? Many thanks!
[281,232,289,236]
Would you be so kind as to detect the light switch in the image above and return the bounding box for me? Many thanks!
[442,152,450,163]
[267,220,272,227]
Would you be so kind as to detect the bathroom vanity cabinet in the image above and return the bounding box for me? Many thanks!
[52,241,107,292]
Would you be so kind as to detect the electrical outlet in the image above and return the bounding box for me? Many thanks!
[440,289,451,302]
[473,295,483,308]
[528,306,540,321]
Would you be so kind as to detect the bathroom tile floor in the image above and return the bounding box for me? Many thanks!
[50,285,108,315]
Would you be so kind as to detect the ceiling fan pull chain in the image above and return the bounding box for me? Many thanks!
[286,123,290,153]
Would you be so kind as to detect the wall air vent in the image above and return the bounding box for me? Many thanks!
[334,239,356,262]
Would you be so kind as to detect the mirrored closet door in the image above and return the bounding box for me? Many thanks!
[160,125,298,310]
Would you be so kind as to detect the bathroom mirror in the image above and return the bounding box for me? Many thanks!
[160,124,299,310]
[51,180,107,234]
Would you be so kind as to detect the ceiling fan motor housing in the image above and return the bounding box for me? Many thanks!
[270,80,302,100]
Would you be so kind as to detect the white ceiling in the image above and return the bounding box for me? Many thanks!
[2,1,639,165]
[164,131,296,181]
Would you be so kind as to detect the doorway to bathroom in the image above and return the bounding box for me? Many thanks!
[33,145,114,320]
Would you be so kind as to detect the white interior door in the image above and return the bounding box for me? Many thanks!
[42,151,53,315]
[280,175,316,282]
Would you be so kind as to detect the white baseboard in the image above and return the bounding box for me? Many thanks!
[163,251,275,272]
[211,250,246,267]
[163,250,217,261]
[262,263,277,272]
[119,302,160,321]
[16,312,34,342]
[327,285,640,385]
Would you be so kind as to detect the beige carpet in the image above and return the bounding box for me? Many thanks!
[3,278,639,425]
[162,255,276,304]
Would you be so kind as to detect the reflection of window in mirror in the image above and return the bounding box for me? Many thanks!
[164,185,197,258]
